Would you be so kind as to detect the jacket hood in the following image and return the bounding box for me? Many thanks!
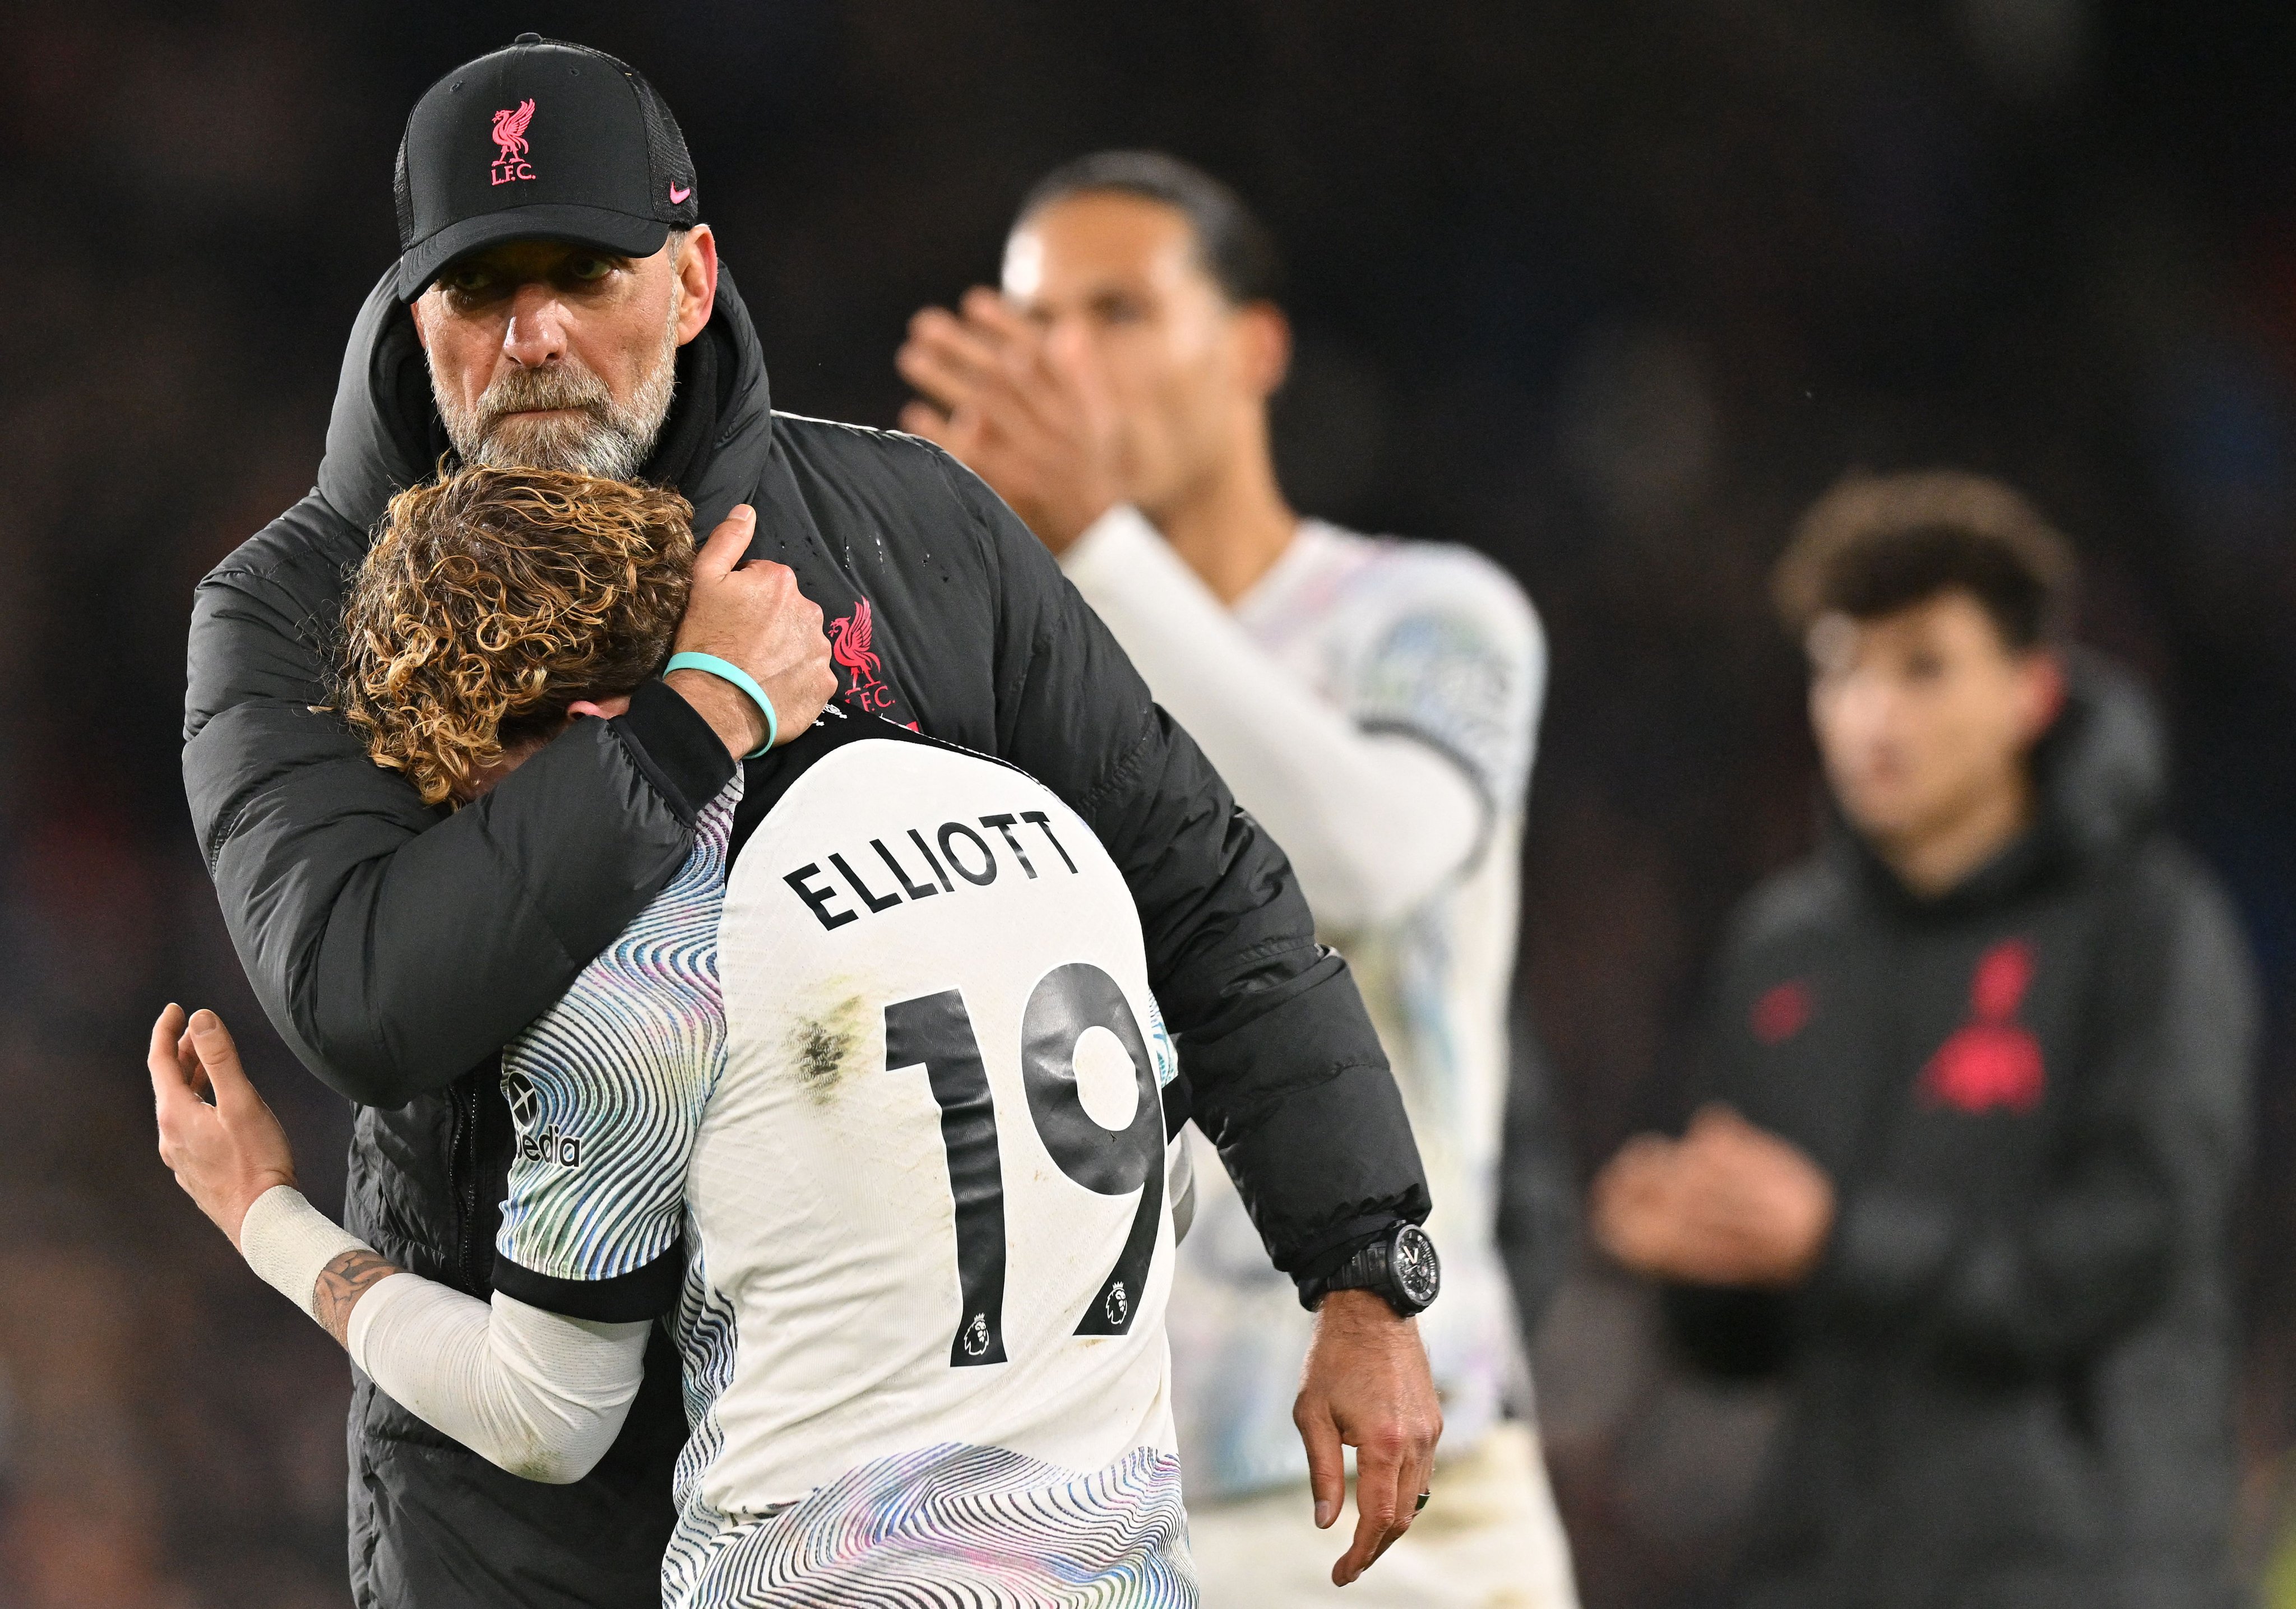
[313,262,776,538]
[2033,650,2167,863]
[1831,650,2168,910]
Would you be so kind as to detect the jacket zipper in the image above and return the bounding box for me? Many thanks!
[456,1071,484,1293]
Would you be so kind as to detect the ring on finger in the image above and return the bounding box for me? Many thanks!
[1414,1491,1431,1513]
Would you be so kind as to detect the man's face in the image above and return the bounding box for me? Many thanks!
[1001,193,1284,519]
[1808,591,2062,851]
[412,230,718,480]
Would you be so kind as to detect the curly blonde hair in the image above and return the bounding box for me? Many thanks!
[339,465,695,806]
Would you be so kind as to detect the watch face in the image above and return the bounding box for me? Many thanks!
[1392,1225,1441,1309]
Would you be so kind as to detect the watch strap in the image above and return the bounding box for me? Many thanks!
[1299,1225,1396,1311]
[1299,1222,1438,1316]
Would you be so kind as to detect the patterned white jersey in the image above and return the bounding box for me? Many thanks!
[490,712,1195,1607]
[1156,520,1545,1499]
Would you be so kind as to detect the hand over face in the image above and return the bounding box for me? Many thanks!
[668,504,837,757]
[896,289,1121,553]
[1294,1287,1444,1586]
[149,1004,297,1249]
[1591,1104,1836,1288]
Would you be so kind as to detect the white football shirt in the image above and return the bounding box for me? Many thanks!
[1063,512,1545,1501]
[491,712,1196,1607]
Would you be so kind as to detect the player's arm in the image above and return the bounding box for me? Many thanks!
[936,453,1438,1584]
[1058,507,1542,929]
[936,453,1429,1273]
[900,295,1543,926]
[147,1005,648,1483]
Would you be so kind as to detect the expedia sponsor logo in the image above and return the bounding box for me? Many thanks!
[519,1127,582,1169]
[503,1068,582,1169]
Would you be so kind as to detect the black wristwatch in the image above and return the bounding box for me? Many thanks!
[1299,1222,1441,1318]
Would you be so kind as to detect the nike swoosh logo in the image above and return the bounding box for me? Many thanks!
[669,184,692,204]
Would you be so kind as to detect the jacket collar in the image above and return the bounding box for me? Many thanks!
[314,262,776,537]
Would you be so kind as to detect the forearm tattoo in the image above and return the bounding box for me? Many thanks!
[315,1248,404,1348]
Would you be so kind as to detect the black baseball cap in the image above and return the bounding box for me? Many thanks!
[394,34,700,301]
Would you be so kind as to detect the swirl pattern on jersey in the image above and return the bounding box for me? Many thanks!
[669,1218,740,1515]
[495,778,739,1281]
[662,1186,1191,1607]
[662,1440,1193,1608]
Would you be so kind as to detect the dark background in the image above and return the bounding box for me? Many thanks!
[2,3,2292,1605]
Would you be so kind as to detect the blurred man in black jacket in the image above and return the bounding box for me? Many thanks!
[1592,471,2255,1609]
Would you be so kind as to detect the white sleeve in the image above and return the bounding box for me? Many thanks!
[1060,505,1484,931]
[235,1185,649,1485]
[348,1275,650,1485]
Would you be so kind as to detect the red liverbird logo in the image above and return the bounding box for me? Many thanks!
[1751,979,1814,1046]
[827,600,893,713]
[1918,938,2047,1115]
[490,99,536,186]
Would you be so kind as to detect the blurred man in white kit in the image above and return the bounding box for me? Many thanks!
[898,151,1578,1607]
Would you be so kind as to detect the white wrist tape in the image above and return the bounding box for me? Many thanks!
[237,1191,648,1483]
[239,1184,369,1323]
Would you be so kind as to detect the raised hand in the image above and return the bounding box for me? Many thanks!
[149,1004,297,1248]
[667,504,837,757]
[896,289,1122,553]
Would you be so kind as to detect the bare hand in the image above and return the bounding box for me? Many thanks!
[1591,1104,1836,1287]
[896,289,1121,553]
[149,1004,297,1249]
[1294,1287,1443,1585]
[1588,1131,1691,1272]
[669,505,837,757]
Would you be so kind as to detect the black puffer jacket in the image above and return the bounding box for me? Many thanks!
[1667,660,2256,1609]
[183,267,1428,1609]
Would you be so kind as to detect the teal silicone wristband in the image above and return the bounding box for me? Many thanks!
[664,652,777,759]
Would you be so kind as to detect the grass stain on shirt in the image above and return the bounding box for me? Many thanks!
[790,991,868,1100]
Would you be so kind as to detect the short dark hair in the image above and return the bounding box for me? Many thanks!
[1016,150,1284,306]
[1773,470,2077,650]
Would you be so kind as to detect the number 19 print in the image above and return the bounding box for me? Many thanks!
[886,961,1166,1367]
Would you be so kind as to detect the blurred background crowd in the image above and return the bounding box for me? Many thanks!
[1,2,2292,1605]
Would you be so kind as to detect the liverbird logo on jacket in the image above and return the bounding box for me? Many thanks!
[828,599,893,713]
[490,99,536,187]
[1918,938,2047,1115]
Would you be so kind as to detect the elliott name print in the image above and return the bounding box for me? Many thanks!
[782,808,1081,931]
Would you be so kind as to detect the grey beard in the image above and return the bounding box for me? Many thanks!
[432,309,681,482]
